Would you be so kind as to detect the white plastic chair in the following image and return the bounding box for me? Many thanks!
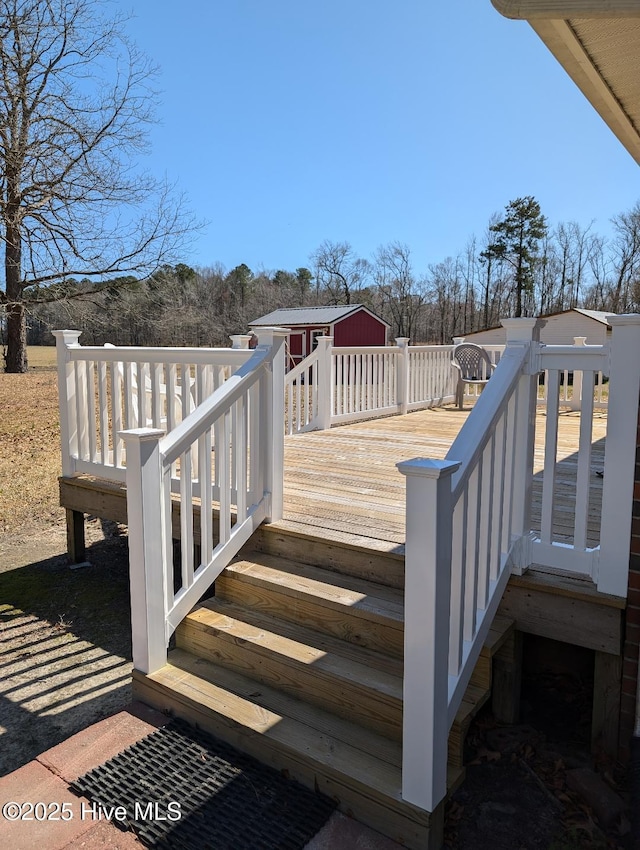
[451,343,495,409]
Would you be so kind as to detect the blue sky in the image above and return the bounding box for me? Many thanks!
[118,0,640,276]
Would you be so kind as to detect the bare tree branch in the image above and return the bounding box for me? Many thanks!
[0,0,199,371]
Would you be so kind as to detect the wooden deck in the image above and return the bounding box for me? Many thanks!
[282,404,608,552]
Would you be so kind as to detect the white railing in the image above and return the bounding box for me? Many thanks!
[398,315,640,813]
[536,338,608,411]
[406,345,461,410]
[532,324,637,596]
[53,331,254,482]
[284,337,457,434]
[333,344,403,424]
[284,333,607,434]
[398,319,538,813]
[454,339,609,409]
[121,328,287,674]
[284,345,324,435]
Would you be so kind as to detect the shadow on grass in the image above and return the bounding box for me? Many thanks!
[0,528,133,776]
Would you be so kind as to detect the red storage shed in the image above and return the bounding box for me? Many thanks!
[249,305,390,369]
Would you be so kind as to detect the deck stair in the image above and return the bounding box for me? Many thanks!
[133,525,515,849]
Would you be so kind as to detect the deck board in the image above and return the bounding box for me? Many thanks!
[283,405,607,550]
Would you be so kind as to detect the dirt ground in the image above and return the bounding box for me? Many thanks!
[0,518,133,776]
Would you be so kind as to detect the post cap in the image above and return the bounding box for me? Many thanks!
[397,458,461,478]
[119,428,165,442]
[229,334,253,349]
[255,326,291,346]
[52,329,82,346]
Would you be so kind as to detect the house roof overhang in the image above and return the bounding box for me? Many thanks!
[491,1,640,164]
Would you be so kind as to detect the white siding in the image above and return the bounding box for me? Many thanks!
[538,312,609,345]
[457,326,505,345]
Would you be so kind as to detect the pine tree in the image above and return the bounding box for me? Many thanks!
[487,197,547,317]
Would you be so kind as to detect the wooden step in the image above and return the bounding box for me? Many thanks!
[133,649,462,850]
[176,599,403,741]
[216,551,404,658]
[247,519,405,588]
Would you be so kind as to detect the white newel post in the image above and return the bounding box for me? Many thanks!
[53,330,82,476]
[256,327,288,522]
[316,336,334,430]
[599,315,640,597]
[229,334,252,349]
[397,457,460,812]
[121,428,168,674]
[501,318,540,574]
[395,338,410,415]
[570,336,587,412]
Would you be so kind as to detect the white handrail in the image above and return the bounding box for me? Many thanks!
[449,348,526,501]
[67,345,254,367]
[398,318,539,813]
[163,347,269,463]
[284,345,322,435]
[398,315,640,813]
[121,329,287,676]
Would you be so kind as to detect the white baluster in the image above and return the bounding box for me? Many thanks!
[395,338,410,415]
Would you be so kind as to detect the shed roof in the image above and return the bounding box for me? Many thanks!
[249,304,389,328]
[571,308,614,325]
[464,307,614,337]
[491,1,640,165]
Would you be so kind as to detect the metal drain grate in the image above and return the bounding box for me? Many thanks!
[72,718,336,849]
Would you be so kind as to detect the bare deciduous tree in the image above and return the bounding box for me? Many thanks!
[610,202,640,312]
[373,241,425,339]
[310,240,370,305]
[0,0,196,372]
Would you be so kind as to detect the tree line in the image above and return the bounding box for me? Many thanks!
[25,196,640,349]
[1,0,638,370]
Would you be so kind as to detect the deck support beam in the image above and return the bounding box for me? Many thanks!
[592,650,622,759]
[492,630,523,725]
[65,508,86,564]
